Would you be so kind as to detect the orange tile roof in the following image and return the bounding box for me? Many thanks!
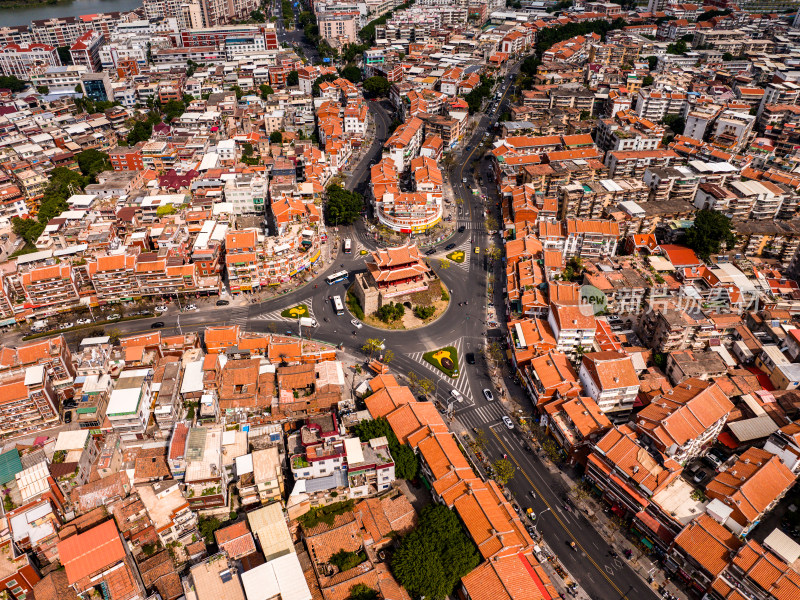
[673,514,740,577]
[59,520,126,584]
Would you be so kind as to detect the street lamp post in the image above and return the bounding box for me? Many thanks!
[531,506,551,539]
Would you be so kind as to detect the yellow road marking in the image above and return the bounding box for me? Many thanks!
[489,428,631,600]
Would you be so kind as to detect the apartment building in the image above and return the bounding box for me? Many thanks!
[69,30,104,73]
[548,303,596,356]
[384,117,424,172]
[578,351,639,417]
[106,369,154,438]
[318,12,360,45]
[0,366,60,439]
[0,43,60,78]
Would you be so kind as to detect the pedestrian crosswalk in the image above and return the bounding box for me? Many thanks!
[406,337,474,403]
[457,220,485,231]
[252,299,316,323]
[455,402,508,430]
[225,307,251,327]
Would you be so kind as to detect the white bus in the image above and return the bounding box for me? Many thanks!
[344,238,352,253]
[332,295,345,315]
[325,270,348,285]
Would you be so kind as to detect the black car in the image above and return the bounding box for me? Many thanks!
[151,321,165,329]
[466,353,475,364]
[458,226,466,233]
[216,299,230,306]
[445,243,456,250]
[425,248,436,256]
[63,400,78,409]
[64,410,72,424]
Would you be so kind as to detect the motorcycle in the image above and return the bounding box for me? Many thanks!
[569,541,577,552]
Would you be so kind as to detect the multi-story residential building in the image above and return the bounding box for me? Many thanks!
[384,117,424,172]
[638,303,715,353]
[562,219,619,259]
[635,378,733,465]
[578,351,639,417]
[705,447,795,536]
[86,254,139,301]
[318,11,360,45]
[544,395,611,466]
[58,520,145,600]
[596,111,664,153]
[106,369,154,438]
[0,43,60,78]
[184,426,229,509]
[224,174,267,215]
[137,480,198,546]
[0,366,60,439]
[19,264,81,314]
[634,90,688,122]
[547,303,596,356]
[69,30,104,73]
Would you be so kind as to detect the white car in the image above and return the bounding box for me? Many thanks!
[483,389,494,402]
[350,319,363,329]
[108,313,121,320]
[186,304,198,311]
[155,305,168,312]
[502,416,514,430]
[450,389,464,403]
[462,177,468,183]
[59,322,74,330]
[76,318,91,325]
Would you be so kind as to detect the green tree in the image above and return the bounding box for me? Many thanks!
[348,584,377,600]
[376,302,404,323]
[127,121,153,145]
[696,8,730,21]
[251,9,266,20]
[647,56,658,71]
[722,52,734,61]
[341,65,362,83]
[325,184,363,225]
[330,550,366,572]
[642,75,654,87]
[76,149,110,181]
[270,130,283,144]
[260,83,275,98]
[156,204,177,217]
[684,209,736,260]
[407,371,434,397]
[36,85,49,95]
[561,256,584,282]
[363,76,390,97]
[198,515,222,545]
[287,70,299,86]
[413,305,435,319]
[662,113,685,137]
[352,417,418,480]
[391,504,480,600]
[666,40,688,55]
[162,99,186,122]
[362,338,383,359]
[242,142,254,157]
[57,46,72,65]
[492,458,515,485]
[12,217,44,247]
[0,76,27,93]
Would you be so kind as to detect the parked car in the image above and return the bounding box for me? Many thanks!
[483,389,494,402]
[151,321,165,329]
[502,416,514,430]
[59,322,74,330]
[350,319,362,329]
[687,467,707,484]
[186,304,198,311]
[466,352,475,364]
[64,411,72,424]
[445,243,456,250]
[425,248,436,256]
[155,305,168,312]
[107,313,121,320]
[76,318,91,325]
[216,299,230,306]
[462,177,468,183]
[450,389,464,403]
[703,453,722,470]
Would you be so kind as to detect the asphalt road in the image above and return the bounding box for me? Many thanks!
[36,60,656,600]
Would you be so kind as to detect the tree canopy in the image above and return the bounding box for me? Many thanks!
[352,417,418,480]
[76,149,110,182]
[0,76,27,93]
[363,76,390,98]
[287,70,299,87]
[270,131,284,144]
[325,184,362,225]
[341,65,362,83]
[684,210,736,260]
[391,504,480,600]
